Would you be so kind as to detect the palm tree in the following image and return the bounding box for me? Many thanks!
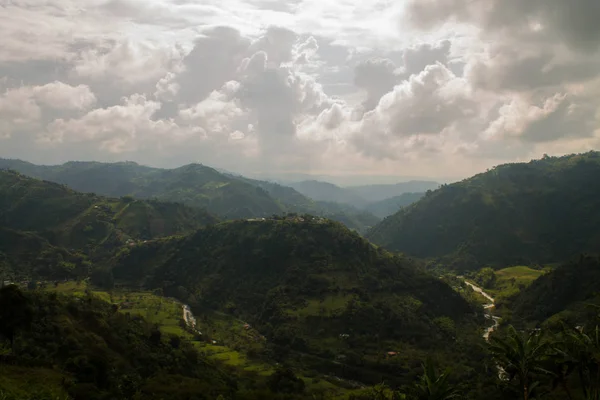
[488,325,552,400]
[562,325,600,400]
[412,357,460,400]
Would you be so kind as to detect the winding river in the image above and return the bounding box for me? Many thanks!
[462,280,500,341]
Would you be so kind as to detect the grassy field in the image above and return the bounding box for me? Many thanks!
[487,266,549,300]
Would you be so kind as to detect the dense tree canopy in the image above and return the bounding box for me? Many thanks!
[367,152,600,269]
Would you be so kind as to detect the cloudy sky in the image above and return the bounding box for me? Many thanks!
[1,0,599,181]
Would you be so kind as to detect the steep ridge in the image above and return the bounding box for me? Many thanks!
[367,152,600,269]
[110,217,487,385]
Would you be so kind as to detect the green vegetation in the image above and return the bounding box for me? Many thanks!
[0,285,234,400]
[110,217,490,389]
[486,321,600,400]
[0,170,216,281]
[238,176,382,233]
[367,152,600,269]
[468,266,548,302]
[489,266,548,299]
[506,255,600,328]
[0,160,283,219]
[0,159,381,232]
[5,150,600,399]
[0,366,70,400]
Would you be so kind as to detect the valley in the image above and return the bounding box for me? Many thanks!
[1,152,600,399]
[461,280,499,341]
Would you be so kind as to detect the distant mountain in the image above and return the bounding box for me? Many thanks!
[367,152,600,269]
[0,159,380,233]
[111,217,485,386]
[314,201,381,231]
[235,177,380,233]
[0,170,216,279]
[0,159,285,219]
[288,180,368,208]
[287,180,430,219]
[363,192,425,219]
[346,181,440,203]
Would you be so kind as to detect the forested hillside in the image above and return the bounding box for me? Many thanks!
[0,170,216,279]
[0,285,240,400]
[506,255,600,326]
[110,217,489,387]
[0,159,380,232]
[367,152,600,269]
[0,160,285,219]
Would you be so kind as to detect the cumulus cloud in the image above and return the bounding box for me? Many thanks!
[404,0,600,92]
[401,0,600,164]
[484,93,599,143]
[406,0,600,52]
[348,63,481,159]
[43,94,190,154]
[1,0,600,179]
[72,40,183,86]
[0,82,96,138]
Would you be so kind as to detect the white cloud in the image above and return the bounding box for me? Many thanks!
[0,82,96,138]
[72,40,183,86]
[44,94,172,151]
[354,58,401,111]
[1,0,600,180]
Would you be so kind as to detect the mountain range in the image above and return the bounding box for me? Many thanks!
[3,151,600,399]
[0,169,490,397]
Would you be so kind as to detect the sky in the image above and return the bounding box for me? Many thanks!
[1,0,599,182]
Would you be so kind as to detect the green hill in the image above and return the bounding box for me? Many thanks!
[0,159,380,232]
[0,228,90,280]
[0,285,235,400]
[0,170,216,279]
[367,152,600,269]
[506,255,600,327]
[0,160,285,219]
[110,217,487,386]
